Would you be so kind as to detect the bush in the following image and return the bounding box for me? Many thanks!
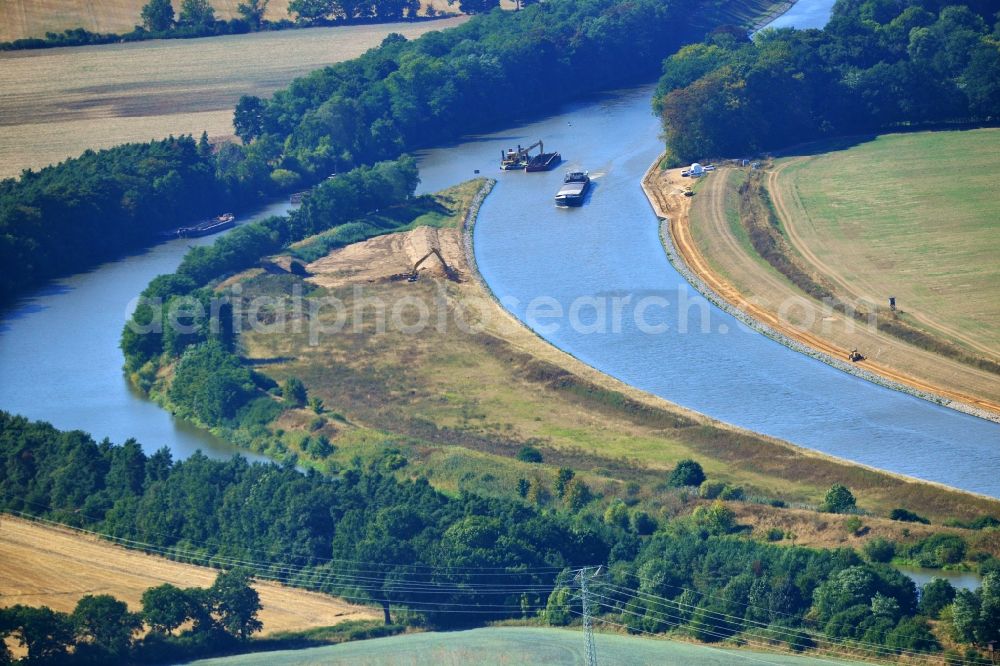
[863,537,896,563]
[235,396,283,427]
[516,446,543,463]
[719,484,744,501]
[282,377,307,407]
[845,516,864,535]
[766,528,784,542]
[822,484,857,514]
[699,480,725,499]
[891,508,930,524]
[604,500,630,529]
[631,511,657,535]
[918,578,956,618]
[668,459,705,488]
[168,341,257,425]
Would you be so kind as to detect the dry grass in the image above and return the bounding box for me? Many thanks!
[0,16,467,177]
[0,515,379,630]
[730,503,1000,554]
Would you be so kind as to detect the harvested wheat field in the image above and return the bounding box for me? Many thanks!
[0,16,467,178]
[0,0,467,42]
[769,130,1000,361]
[0,515,378,631]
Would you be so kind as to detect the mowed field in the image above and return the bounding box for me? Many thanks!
[0,16,467,178]
[770,129,1000,362]
[187,626,868,665]
[0,515,378,633]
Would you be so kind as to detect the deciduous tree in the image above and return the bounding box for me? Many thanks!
[141,0,175,31]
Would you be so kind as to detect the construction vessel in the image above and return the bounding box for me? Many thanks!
[501,140,560,171]
[555,171,590,207]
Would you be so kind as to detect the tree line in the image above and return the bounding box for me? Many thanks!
[2,411,999,662]
[0,569,262,665]
[2,0,725,304]
[654,0,1000,162]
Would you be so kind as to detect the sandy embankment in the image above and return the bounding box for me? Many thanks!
[641,157,1000,422]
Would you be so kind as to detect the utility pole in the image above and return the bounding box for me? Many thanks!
[576,566,601,666]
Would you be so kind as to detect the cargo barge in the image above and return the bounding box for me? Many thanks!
[525,151,561,172]
[177,213,236,238]
[555,171,590,207]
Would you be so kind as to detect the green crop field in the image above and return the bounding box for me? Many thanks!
[769,129,1000,362]
[188,626,869,665]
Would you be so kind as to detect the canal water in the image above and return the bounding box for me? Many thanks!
[0,201,291,461]
[415,85,1000,497]
[760,0,838,31]
[1,0,997,494]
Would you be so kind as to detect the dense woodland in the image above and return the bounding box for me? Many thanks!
[1,0,720,304]
[2,412,1000,664]
[654,0,1000,161]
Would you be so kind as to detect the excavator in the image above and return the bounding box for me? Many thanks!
[500,140,544,170]
[404,248,460,283]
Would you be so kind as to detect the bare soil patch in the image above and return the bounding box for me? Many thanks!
[308,225,467,289]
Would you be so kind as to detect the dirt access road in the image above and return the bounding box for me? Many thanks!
[643,161,1000,419]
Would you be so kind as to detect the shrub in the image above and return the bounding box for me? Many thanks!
[891,508,930,524]
[719,484,745,501]
[668,459,705,488]
[604,500,630,529]
[699,480,725,499]
[632,511,657,535]
[918,578,956,618]
[767,528,785,542]
[863,537,896,563]
[516,446,543,463]
[845,516,864,535]
[235,396,283,427]
[822,484,857,514]
[282,377,307,407]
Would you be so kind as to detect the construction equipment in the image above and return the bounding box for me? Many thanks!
[403,248,460,283]
[500,140,548,170]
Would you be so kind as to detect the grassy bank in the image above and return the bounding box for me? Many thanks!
[202,180,1000,545]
